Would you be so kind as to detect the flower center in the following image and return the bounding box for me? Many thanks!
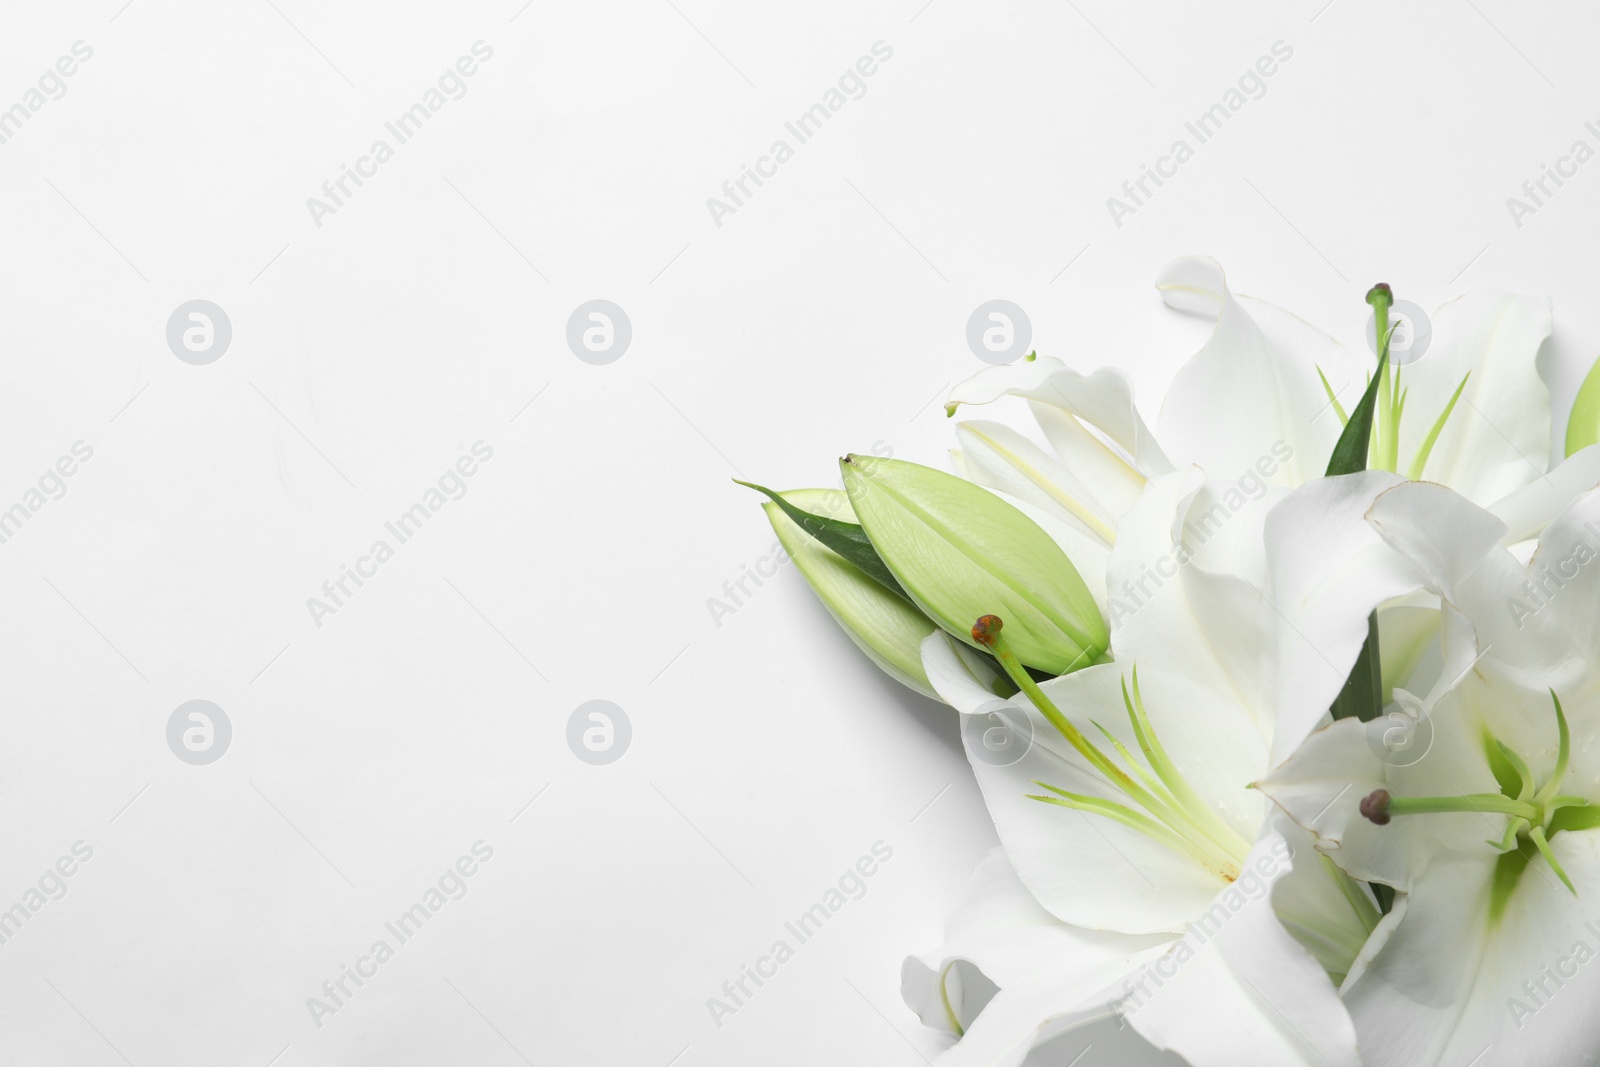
[1359,690,1590,896]
[972,615,1251,882]
[1318,284,1471,480]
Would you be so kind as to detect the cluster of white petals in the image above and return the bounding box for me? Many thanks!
[894,258,1600,1066]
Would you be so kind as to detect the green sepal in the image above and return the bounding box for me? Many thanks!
[1548,804,1600,836]
[1483,725,1527,800]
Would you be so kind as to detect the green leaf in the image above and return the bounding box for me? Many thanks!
[1328,610,1382,723]
[759,489,945,699]
[1325,302,1392,725]
[1566,353,1600,457]
[1325,347,1389,476]
[736,479,909,602]
[1332,309,1396,913]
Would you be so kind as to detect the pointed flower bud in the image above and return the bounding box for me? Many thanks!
[759,488,945,700]
[840,454,1108,675]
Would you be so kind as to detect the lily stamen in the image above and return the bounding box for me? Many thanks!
[972,614,1249,882]
[1358,691,1589,895]
[1316,282,1471,479]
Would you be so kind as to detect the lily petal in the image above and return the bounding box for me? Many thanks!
[1155,256,1366,487]
[901,848,1170,1066]
[1523,484,1600,668]
[921,630,1009,714]
[1263,471,1421,759]
[954,420,1121,545]
[1366,480,1579,677]
[1398,290,1553,507]
[1342,832,1600,1066]
[1124,825,1364,1067]
[1106,468,1278,736]
[1486,444,1600,546]
[945,355,1172,479]
[1255,694,1498,891]
[964,662,1267,934]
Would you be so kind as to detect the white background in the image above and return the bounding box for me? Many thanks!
[0,1,1594,1065]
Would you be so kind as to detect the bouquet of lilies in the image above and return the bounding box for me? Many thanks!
[744,258,1600,1066]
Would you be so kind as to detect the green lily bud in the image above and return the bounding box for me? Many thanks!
[840,454,1109,675]
[761,488,944,700]
[1566,352,1600,457]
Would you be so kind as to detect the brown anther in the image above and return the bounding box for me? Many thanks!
[1359,788,1392,826]
[971,615,1004,647]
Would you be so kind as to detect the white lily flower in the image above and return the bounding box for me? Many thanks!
[1258,479,1600,1066]
[900,847,1171,1063]
[947,259,1600,556]
[946,358,1173,548]
[1157,256,1600,541]
[905,466,1401,1066]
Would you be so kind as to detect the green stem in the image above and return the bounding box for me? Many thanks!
[975,617,1245,878]
[1386,793,1542,821]
[989,636,1208,847]
[1124,671,1251,858]
[1320,853,1381,934]
[1374,298,1393,472]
